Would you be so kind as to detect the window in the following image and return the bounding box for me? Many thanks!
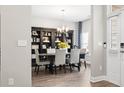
[110,16,120,48]
[80,20,91,49]
[82,32,88,48]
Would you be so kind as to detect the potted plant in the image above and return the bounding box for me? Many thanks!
[57,40,69,53]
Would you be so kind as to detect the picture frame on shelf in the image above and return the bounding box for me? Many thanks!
[32,31,38,36]
[36,38,40,42]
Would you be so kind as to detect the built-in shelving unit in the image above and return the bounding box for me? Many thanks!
[31,27,73,65]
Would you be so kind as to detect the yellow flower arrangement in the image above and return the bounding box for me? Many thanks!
[58,41,69,48]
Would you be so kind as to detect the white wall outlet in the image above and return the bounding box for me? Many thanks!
[8,78,14,86]
[100,66,102,71]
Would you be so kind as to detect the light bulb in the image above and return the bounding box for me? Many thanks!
[66,27,69,32]
[62,26,65,31]
[59,28,62,32]
[57,27,60,31]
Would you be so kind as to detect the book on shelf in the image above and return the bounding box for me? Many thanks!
[32,45,39,49]
[42,37,50,43]
[42,45,47,49]
[43,32,51,36]
[37,38,40,42]
[32,37,40,43]
[47,32,51,36]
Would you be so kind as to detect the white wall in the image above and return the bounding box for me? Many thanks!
[0,7,1,85]
[91,5,107,79]
[31,16,79,45]
[0,6,31,86]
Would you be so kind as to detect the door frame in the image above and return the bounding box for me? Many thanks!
[106,6,124,86]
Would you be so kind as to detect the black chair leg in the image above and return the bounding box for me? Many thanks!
[63,64,66,73]
[84,61,87,68]
[34,65,37,72]
[79,62,81,67]
[51,67,54,74]
[69,64,72,72]
[78,63,80,72]
[55,65,57,74]
[36,66,40,75]
[59,65,62,71]
[45,65,48,71]
[49,64,54,74]
[78,66,80,71]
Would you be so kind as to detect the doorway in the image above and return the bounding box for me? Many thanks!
[107,6,124,86]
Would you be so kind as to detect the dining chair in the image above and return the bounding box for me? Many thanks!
[51,49,66,74]
[35,49,50,75]
[47,48,56,54]
[70,49,81,72]
[84,52,91,66]
[80,49,87,68]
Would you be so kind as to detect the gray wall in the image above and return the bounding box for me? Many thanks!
[0,6,31,86]
[91,5,107,77]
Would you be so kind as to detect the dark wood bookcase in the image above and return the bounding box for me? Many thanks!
[31,27,73,65]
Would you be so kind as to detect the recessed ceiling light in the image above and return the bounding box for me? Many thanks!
[61,9,65,12]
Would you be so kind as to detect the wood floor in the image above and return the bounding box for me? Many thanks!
[32,64,118,87]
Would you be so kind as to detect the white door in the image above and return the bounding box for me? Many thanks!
[120,48,124,86]
[0,14,1,86]
[120,13,124,87]
[107,13,121,86]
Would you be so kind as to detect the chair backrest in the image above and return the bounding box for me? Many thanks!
[35,49,40,64]
[55,49,66,66]
[47,49,56,54]
[70,49,80,64]
[85,53,91,61]
[80,48,86,53]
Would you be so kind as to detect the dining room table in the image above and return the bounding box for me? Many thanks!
[39,52,70,63]
[38,50,88,73]
[38,52,87,65]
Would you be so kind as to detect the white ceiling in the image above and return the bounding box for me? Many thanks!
[32,5,91,22]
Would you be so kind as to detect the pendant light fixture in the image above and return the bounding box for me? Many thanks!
[57,9,69,33]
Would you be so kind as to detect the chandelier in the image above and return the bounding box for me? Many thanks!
[57,9,69,33]
[57,26,69,33]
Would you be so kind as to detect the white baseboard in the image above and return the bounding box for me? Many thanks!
[90,76,107,83]
[105,76,120,86]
